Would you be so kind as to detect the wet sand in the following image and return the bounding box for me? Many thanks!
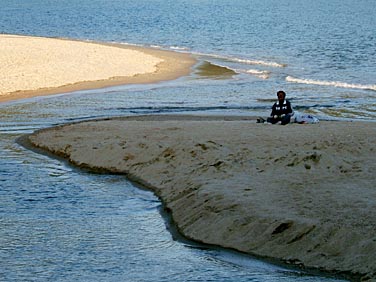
[0,34,195,102]
[27,115,376,281]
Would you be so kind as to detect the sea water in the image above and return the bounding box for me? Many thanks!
[1,0,375,281]
[1,0,375,120]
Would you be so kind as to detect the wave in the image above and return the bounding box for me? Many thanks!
[230,58,286,68]
[169,46,190,51]
[150,44,163,49]
[116,41,285,68]
[150,44,190,51]
[243,69,270,79]
[191,52,286,68]
[196,62,270,80]
[196,61,237,78]
[286,76,376,91]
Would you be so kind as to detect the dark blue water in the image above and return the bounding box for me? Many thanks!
[1,0,373,280]
[1,0,375,121]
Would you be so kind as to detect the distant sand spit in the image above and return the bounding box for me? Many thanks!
[26,115,376,281]
[0,34,195,102]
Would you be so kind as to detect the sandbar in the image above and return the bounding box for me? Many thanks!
[26,115,376,281]
[0,34,195,102]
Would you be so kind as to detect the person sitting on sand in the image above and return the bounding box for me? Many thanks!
[258,90,293,125]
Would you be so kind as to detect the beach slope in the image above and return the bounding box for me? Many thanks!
[27,115,376,280]
[0,34,195,102]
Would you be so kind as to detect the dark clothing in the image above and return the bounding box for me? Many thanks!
[271,100,293,117]
[267,100,293,125]
[267,115,291,125]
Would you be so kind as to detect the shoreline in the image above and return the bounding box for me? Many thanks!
[0,34,196,103]
[25,115,376,281]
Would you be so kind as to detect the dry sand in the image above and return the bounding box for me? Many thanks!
[27,115,376,281]
[0,34,195,102]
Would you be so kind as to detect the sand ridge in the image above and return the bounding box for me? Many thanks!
[0,34,195,102]
[27,115,376,281]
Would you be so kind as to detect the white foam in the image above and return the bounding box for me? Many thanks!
[110,43,285,68]
[286,76,376,91]
[169,46,190,51]
[233,68,270,79]
[116,42,143,47]
[245,69,270,79]
[150,44,163,49]
[232,58,286,68]
[191,52,285,68]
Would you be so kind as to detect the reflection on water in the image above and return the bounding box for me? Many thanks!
[0,83,349,282]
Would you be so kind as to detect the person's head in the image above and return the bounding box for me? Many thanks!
[277,90,286,101]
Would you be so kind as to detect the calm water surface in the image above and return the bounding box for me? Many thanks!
[1,0,373,280]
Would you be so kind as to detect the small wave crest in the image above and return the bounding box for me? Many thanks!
[150,44,163,49]
[195,61,237,78]
[244,69,270,79]
[231,58,286,68]
[116,42,284,68]
[169,46,190,51]
[286,76,376,91]
[191,52,286,68]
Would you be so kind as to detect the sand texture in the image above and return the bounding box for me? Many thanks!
[0,34,195,102]
[27,115,376,280]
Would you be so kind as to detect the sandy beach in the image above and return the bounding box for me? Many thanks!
[0,34,195,102]
[26,115,376,281]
